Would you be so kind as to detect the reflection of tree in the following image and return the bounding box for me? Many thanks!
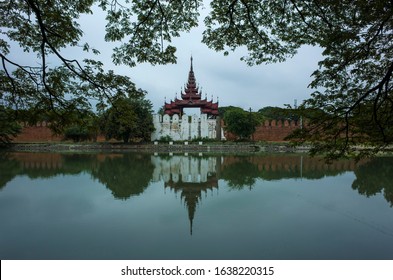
[3,151,393,207]
[352,157,393,206]
[62,154,98,175]
[0,152,21,190]
[0,152,154,200]
[91,153,154,199]
[220,157,260,189]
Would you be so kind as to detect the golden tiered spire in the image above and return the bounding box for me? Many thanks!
[164,56,219,116]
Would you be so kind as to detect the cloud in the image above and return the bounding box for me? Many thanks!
[121,38,322,112]
[6,3,323,113]
[88,10,323,112]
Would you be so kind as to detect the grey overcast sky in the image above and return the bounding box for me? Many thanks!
[13,2,322,114]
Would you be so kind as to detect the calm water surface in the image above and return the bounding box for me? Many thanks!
[1,151,393,260]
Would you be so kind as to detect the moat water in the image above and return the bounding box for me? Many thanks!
[1,151,393,260]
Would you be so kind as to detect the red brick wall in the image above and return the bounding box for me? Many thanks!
[12,122,109,143]
[14,119,302,143]
[224,119,300,141]
[12,122,63,143]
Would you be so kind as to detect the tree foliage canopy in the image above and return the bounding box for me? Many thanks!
[258,106,298,122]
[1,1,392,157]
[99,91,154,143]
[223,107,260,140]
[202,0,393,158]
[0,106,21,145]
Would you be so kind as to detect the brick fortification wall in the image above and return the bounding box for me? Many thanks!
[12,122,63,143]
[13,119,301,143]
[225,119,301,142]
[253,119,300,141]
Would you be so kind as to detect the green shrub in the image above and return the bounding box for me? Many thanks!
[64,125,95,142]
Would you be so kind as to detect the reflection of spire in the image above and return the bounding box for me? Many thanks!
[181,186,201,235]
[165,177,218,235]
[160,155,220,235]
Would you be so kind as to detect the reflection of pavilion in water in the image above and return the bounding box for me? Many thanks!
[151,155,220,235]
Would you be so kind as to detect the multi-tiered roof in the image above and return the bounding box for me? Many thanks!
[164,57,219,117]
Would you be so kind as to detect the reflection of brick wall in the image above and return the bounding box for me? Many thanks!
[12,122,63,143]
[221,155,360,173]
[224,119,300,141]
[11,152,64,169]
